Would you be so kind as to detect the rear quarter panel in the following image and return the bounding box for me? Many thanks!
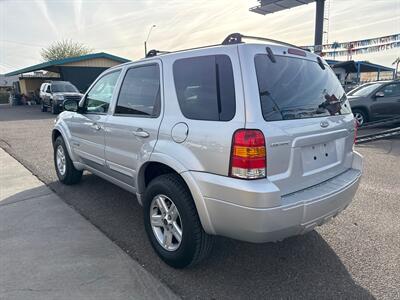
[153,45,246,175]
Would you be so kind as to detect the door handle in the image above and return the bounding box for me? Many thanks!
[133,128,150,138]
[90,123,101,131]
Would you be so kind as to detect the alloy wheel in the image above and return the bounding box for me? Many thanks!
[56,145,66,176]
[354,112,364,126]
[150,194,183,251]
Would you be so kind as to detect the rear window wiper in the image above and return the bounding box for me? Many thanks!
[266,47,276,63]
[259,90,284,119]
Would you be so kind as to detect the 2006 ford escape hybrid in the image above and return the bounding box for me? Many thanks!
[52,33,363,268]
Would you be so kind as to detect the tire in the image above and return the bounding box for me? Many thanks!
[143,174,214,268]
[54,136,82,185]
[51,101,59,114]
[41,102,47,112]
[353,109,367,126]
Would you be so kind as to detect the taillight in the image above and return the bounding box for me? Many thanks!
[229,129,266,179]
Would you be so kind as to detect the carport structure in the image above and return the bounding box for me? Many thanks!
[331,60,395,82]
[5,52,129,95]
[327,60,395,84]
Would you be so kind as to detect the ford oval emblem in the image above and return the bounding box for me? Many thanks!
[320,121,329,128]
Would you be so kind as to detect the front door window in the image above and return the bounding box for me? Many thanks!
[85,71,121,114]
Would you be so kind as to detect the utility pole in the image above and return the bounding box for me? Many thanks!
[314,0,325,55]
[144,24,156,56]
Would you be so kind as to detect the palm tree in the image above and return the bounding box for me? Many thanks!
[332,42,340,60]
[393,57,400,79]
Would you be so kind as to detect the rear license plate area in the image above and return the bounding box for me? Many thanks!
[301,141,337,174]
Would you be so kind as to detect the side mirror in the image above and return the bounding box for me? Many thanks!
[375,91,384,98]
[63,99,78,112]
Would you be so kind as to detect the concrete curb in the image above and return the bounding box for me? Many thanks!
[0,148,179,300]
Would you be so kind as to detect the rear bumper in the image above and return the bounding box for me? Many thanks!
[190,152,362,243]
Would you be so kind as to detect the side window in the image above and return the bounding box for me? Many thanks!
[115,64,160,116]
[381,83,400,97]
[46,85,51,93]
[86,71,121,114]
[173,55,235,121]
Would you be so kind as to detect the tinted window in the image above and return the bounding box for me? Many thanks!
[349,83,382,97]
[173,55,235,121]
[52,82,78,93]
[255,55,351,121]
[115,65,160,116]
[86,71,121,114]
[380,83,400,97]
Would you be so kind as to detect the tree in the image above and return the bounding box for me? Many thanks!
[392,57,400,79]
[41,39,93,61]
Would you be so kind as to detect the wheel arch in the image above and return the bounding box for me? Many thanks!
[136,156,215,235]
[52,126,77,163]
[352,106,370,122]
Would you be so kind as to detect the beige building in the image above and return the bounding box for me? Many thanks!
[6,52,130,96]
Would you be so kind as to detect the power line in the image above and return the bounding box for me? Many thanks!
[2,40,43,48]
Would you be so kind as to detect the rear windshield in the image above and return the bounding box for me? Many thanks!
[52,82,78,93]
[254,54,351,121]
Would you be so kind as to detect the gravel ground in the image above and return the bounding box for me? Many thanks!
[1,105,399,299]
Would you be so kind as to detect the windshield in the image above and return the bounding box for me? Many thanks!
[348,83,382,97]
[254,54,352,121]
[52,82,79,93]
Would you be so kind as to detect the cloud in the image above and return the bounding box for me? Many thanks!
[33,0,59,37]
[73,0,83,32]
[1,0,399,73]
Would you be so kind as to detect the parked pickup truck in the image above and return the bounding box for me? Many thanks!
[52,33,363,268]
[40,81,83,114]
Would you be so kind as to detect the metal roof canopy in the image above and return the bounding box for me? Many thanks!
[5,52,130,77]
[249,0,315,15]
[250,0,325,53]
[332,61,395,74]
[326,60,395,82]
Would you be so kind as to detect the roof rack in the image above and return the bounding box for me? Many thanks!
[144,33,310,58]
[146,49,171,58]
[222,33,310,51]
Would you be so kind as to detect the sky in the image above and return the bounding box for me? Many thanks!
[0,0,399,74]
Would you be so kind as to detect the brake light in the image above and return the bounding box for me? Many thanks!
[288,48,306,57]
[230,129,266,179]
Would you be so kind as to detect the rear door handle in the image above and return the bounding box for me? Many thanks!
[133,128,150,138]
[90,123,101,131]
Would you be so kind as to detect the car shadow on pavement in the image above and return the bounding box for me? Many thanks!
[356,137,400,156]
[45,173,375,300]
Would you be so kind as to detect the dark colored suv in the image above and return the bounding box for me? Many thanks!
[348,80,400,126]
[40,81,83,114]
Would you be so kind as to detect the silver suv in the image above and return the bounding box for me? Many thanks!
[52,34,362,268]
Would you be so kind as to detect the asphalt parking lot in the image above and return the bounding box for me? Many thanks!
[1,105,399,299]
